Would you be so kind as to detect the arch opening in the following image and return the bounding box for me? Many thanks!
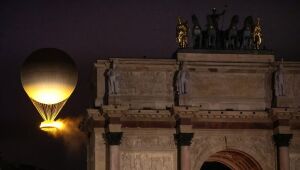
[200,149,262,170]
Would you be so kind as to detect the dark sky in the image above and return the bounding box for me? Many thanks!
[0,0,300,170]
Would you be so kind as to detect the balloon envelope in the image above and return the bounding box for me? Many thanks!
[21,48,78,122]
[21,48,78,105]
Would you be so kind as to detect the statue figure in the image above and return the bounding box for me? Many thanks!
[253,17,263,50]
[191,14,203,49]
[274,63,285,96]
[176,16,189,48]
[225,15,239,49]
[241,16,254,49]
[107,60,119,94]
[206,15,217,48]
[208,8,226,31]
[176,62,189,95]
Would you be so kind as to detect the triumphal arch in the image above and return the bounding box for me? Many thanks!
[83,50,300,170]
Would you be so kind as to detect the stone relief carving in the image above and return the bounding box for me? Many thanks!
[121,135,176,150]
[290,137,300,153]
[189,73,266,98]
[120,152,174,170]
[290,154,300,170]
[191,135,225,169]
[191,134,274,170]
[120,134,176,170]
[118,71,172,95]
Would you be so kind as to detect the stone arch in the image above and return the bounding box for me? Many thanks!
[200,149,262,170]
[191,133,275,170]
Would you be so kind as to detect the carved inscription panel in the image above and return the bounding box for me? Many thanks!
[118,71,173,96]
[121,135,176,150]
[120,151,176,170]
[189,72,266,98]
[120,131,177,170]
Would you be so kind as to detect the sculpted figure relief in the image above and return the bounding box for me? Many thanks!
[176,16,189,49]
[253,17,263,50]
[274,63,285,97]
[121,152,174,170]
[107,60,119,94]
[176,62,189,95]
[175,9,266,50]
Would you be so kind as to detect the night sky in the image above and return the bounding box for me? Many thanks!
[1,0,300,170]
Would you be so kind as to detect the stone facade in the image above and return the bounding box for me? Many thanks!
[83,50,300,170]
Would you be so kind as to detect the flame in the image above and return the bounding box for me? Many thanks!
[39,117,86,152]
[40,120,64,135]
[40,120,64,129]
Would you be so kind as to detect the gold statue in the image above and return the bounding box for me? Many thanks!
[176,16,189,48]
[253,17,263,49]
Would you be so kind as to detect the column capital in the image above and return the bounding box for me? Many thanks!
[175,133,194,146]
[105,132,123,145]
[273,134,293,147]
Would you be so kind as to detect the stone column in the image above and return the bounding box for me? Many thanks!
[106,132,123,170]
[84,109,106,170]
[270,108,294,170]
[273,134,293,170]
[102,105,128,170]
[175,133,194,170]
[173,106,195,170]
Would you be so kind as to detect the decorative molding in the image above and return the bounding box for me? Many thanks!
[193,121,273,129]
[121,135,176,150]
[194,110,268,120]
[87,108,102,120]
[269,108,293,120]
[173,107,270,120]
[102,105,129,117]
[123,110,171,120]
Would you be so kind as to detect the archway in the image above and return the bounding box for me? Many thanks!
[200,149,262,170]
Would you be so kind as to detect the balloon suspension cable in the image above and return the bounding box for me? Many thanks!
[31,99,67,121]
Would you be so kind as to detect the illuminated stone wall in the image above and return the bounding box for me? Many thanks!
[85,51,300,170]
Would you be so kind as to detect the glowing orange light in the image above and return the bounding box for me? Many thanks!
[40,120,64,133]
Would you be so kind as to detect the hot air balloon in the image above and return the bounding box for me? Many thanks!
[21,48,78,131]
